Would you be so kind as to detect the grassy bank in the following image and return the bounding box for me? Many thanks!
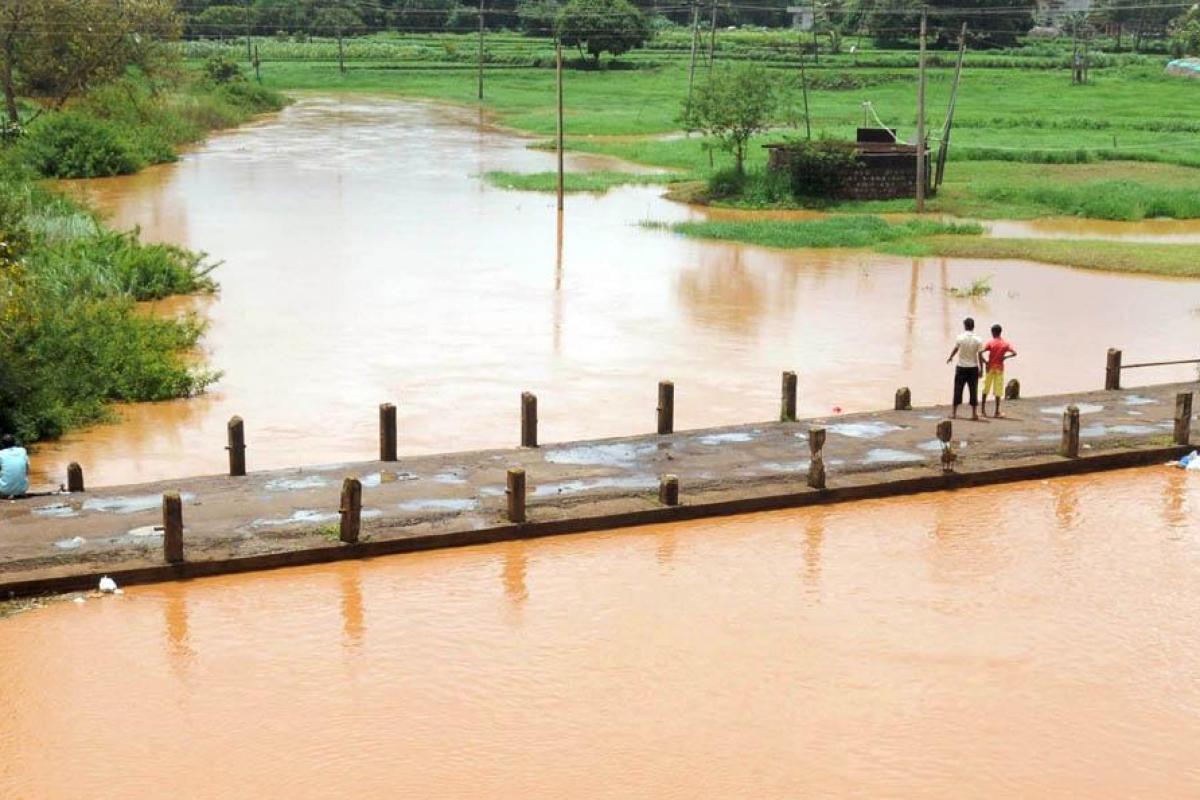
[648,214,1200,277]
[919,236,1200,277]
[645,215,982,248]
[484,170,684,192]
[0,68,286,443]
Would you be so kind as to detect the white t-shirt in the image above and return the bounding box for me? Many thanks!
[956,332,983,368]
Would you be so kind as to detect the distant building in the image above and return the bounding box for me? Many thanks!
[786,5,815,31]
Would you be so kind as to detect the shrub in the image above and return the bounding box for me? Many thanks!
[203,54,246,84]
[786,139,860,199]
[20,112,143,178]
[707,167,746,198]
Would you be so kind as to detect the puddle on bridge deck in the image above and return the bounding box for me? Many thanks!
[2,467,1198,798]
[33,95,1200,489]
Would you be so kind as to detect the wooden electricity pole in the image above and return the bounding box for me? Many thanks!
[915,7,927,213]
[797,33,812,140]
[244,0,253,65]
[477,0,485,100]
[686,1,701,115]
[707,0,718,73]
[556,38,564,212]
[934,22,966,188]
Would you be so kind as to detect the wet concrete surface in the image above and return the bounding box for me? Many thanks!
[2,382,1195,588]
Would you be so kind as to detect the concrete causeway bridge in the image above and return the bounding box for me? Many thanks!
[1,373,1196,599]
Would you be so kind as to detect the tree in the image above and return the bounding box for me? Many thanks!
[557,0,651,64]
[518,0,561,36]
[0,0,179,124]
[190,5,251,39]
[1170,4,1200,55]
[681,64,776,176]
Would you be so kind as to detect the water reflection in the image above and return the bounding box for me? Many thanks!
[340,568,365,648]
[502,544,529,610]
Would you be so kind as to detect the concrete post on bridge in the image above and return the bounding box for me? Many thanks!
[895,387,912,411]
[937,419,955,473]
[506,468,527,523]
[1105,348,1123,391]
[781,371,798,422]
[66,463,84,493]
[1060,405,1081,459]
[379,403,398,462]
[163,491,184,564]
[657,381,675,435]
[1176,392,1194,446]
[227,416,247,477]
[1005,379,1021,401]
[521,392,538,448]
[659,474,680,506]
[340,477,362,544]
[807,426,827,490]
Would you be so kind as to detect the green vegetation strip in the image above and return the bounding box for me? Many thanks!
[650,215,1200,278]
[646,216,983,249]
[920,237,1200,278]
[484,170,684,193]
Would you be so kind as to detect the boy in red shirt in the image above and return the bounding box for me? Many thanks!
[980,324,1017,418]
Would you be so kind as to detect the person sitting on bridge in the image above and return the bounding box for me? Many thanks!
[980,324,1017,419]
[0,434,30,499]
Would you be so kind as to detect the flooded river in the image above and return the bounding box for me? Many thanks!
[38,95,1200,487]
[2,467,1198,797]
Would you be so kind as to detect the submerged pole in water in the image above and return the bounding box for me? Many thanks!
[226,416,246,477]
[1060,405,1081,458]
[521,392,538,448]
[163,491,184,564]
[657,381,675,435]
[506,468,526,523]
[781,371,798,422]
[1175,392,1193,446]
[807,426,826,490]
[340,477,362,544]
[379,403,398,462]
[659,474,680,506]
[66,462,84,493]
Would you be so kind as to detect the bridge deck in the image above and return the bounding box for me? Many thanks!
[1,381,1195,597]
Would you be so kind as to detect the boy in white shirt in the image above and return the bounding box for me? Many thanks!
[945,317,983,421]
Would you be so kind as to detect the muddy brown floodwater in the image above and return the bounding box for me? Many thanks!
[34,95,1200,488]
[1,467,1198,798]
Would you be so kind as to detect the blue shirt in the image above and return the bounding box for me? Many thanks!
[0,446,30,497]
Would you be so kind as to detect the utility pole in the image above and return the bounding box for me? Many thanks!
[337,22,346,75]
[934,22,966,188]
[915,7,927,213]
[477,0,485,100]
[797,33,811,140]
[244,0,252,65]
[707,0,718,73]
[811,0,819,64]
[686,1,700,117]
[254,44,261,84]
[556,38,564,212]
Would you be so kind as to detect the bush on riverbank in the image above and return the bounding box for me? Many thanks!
[0,177,217,441]
[8,71,286,180]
